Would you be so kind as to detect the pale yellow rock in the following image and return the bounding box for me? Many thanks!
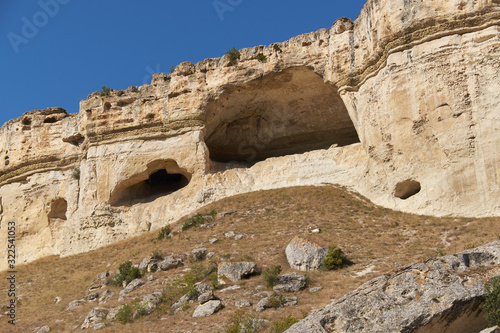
[0,0,499,269]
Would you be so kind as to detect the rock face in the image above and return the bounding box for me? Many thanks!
[286,241,500,333]
[286,237,327,271]
[0,1,499,268]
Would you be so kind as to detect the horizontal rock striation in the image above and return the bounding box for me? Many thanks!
[0,0,499,268]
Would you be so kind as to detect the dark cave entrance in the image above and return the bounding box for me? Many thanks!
[109,167,190,206]
[204,66,360,163]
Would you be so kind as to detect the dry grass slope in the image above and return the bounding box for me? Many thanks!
[1,185,500,332]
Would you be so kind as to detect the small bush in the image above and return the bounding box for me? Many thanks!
[115,305,133,324]
[151,250,163,261]
[256,53,267,63]
[268,292,286,309]
[226,47,240,65]
[262,265,282,288]
[100,85,112,96]
[321,245,352,270]
[169,65,175,73]
[72,167,80,180]
[109,261,143,286]
[269,315,300,333]
[157,226,171,240]
[483,276,500,326]
[182,213,206,231]
[225,309,261,333]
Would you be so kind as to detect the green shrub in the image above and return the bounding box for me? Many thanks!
[225,309,261,333]
[226,47,240,65]
[262,265,282,288]
[100,85,112,96]
[256,54,267,63]
[269,315,300,333]
[169,65,175,73]
[483,276,500,326]
[267,292,286,309]
[151,250,163,261]
[182,213,206,230]
[115,305,133,324]
[321,245,352,270]
[157,226,171,240]
[72,167,80,180]
[109,261,143,286]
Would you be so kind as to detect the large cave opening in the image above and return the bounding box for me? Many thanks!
[204,66,360,163]
[109,160,191,206]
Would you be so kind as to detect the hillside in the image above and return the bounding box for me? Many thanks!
[2,185,500,332]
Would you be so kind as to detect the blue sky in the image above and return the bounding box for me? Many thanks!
[0,0,367,127]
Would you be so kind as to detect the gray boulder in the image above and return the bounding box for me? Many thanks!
[192,300,223,317]
[158,258,184,271]
[34,326,50,333]
[107,305,125,320]
[235,299,252,308]
[198,291,216,304]
[119,278,145,295]
[481,327,500,333]
[98,290,114,304]
[65,299,85,311]
[286,241,500,333]
[218,262,256,283]
[81,308,108,330]
[273,272,307,293]
[285,236,327,271]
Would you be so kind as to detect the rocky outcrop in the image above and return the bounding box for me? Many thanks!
[0,0,499,269]
[286,241,500,333]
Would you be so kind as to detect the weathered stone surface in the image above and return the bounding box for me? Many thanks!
[235,299,252,308]
[98,290,114,304]
[158,258,183,271]
[65,299,85,311]
[119,279,145,295]
[218,262,256,283]
[285,237,327,271]
[34,326,50,333]
[286,241,500,333]
[273,273,307,293]
[81,308,108,330]
[191,248,207,261]
[107,305,125,320]
[480,327,500,333]
[0,0,499,270]
[192,300,223,318]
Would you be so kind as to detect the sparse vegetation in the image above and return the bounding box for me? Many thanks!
[267,292,286,308]
[182,211,217,231]
[262,265,282,288]
[224,309,261,333]
[109,261,143,287]
[321,245,352,270]
[72,167,80,180]
[151,250,163,261]
[226,47,241,65]
[256,53,267,63]
[115,304,133,324]
[100,85,112,96]
[157,225,171,240]
[169,65,176,73]
[269,314,300,333]
[483,276,500,326]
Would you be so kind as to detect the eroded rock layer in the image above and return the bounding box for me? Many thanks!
[0,0,499,268]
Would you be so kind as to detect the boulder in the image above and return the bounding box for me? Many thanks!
[65,299,85,311]
[84,292,99,301]
[192,300,223,318]
[191,248,207,261]
[286,241,500,333]
[225,231,235,238]
[98,290,114,303]
[198,291,216,304]
[34,326,50,333]
[107,305,125,320]
[218,262,256,283]
[273,273,307,293]
[158,258,183,271]
[119,278,145,295]
[81,308,108,330]
[285,237,327,271]
[235,299,252,308]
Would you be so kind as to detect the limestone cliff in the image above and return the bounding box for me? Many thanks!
[0,0,499,268]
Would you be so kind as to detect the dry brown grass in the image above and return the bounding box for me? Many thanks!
[1,185,500,332]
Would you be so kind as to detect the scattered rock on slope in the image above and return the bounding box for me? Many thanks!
[218,262,256,283]
[273,273,308,293]
[285,236,327,271]
[192,300,223,318]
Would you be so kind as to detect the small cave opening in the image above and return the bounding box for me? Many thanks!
[104,102,112,111]
[110,166,191,206]
[48,198,68,220]
[204,66,360,163]
[22,117,32,126]
[394,179,421,200]
[43,117,58,124]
